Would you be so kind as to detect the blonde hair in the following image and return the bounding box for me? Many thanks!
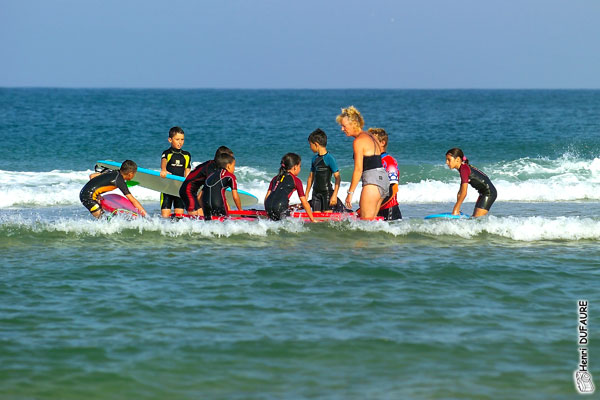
[336,105,364,130]
[368,127,388,147]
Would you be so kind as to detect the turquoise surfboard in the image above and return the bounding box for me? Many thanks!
[424,212,470,220]
[96,160,259,207]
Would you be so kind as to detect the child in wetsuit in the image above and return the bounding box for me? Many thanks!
[445,148,497,218]
[305,128,346,213]
[369,128,402,221]
[80,160,147,218]
[179,146,233,217]
[264,153,315,222]
[201,153,242,220]
[160,126,191,218]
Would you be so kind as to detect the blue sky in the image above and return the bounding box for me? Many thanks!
[1,0,599,88]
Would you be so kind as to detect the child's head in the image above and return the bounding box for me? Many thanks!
[445,148,468,170]
[308,128,328,152]
[216,153,236,173]
[214,146,233,160]
[280,153,301,176]
[368,127,388,151]
[336,105,364,136]
[120,160,138,180]
[168,126,185,150]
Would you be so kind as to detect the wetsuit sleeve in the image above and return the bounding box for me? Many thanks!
[116,174,131,196]
[269,177,277,192]
[293,175,305,198]
[228,172,238,190]
[324,153,339,173]
[459,164,471,184]
[161,149,170,160]
[383,155,399,184]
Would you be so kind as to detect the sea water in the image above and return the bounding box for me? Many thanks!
[1,88,599,399]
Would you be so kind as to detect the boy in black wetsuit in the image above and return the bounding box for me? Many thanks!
[160,126,191,218]
[305,128,346,212]
[201,152,242,220]
[80,160,147,218]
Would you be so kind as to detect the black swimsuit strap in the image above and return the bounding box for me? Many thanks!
[364,132,381,155]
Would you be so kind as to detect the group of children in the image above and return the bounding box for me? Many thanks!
[80,125,497,221]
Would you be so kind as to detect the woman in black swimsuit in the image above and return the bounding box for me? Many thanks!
[336,106,389,220]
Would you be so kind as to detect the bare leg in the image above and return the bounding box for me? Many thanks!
[91,209,104,219]
[187,209,204,217]
[161,209,172,218]
[472,207,489,217]
[359,185,382,220]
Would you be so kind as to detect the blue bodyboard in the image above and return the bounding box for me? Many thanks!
[424,212,470,220]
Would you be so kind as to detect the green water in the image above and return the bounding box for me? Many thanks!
[1,89,599,398]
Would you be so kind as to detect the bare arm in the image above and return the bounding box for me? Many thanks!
[330,171,341,206]
[452,183,469,215]
[299,195,315,222]
[184,167,191,178]
[231,190,242,211]
[160,158,168,178]
[306,172,314,199]
[264,190,271,204]
[345,138,364,209]
[125,194,147,217]
[89,172,101,179]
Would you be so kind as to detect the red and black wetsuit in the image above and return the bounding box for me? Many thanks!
[265,173,305,221]
[80,170,130,214]
[201,168,238,220]
[179,160,217,212]
[459,164,497,210]
[377,152,402,220]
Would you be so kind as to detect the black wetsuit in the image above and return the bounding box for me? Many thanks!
[265,173,305,221]
[179,159,217,212]
[459,164,497,210]
[201,168,238,220]
[80,170,130,214]
[161,147,191,210]
[310,153,346,212]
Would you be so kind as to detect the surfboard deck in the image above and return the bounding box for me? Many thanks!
[99,194,140,217]
[96,160,259,207]
[424,212,470,220]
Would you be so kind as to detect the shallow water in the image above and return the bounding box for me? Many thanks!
[1,89,599,398]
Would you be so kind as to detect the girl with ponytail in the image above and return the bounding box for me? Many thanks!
[445,148,497,217]
[264,153,315,222]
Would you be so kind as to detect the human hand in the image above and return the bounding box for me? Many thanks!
[345,192,353,209]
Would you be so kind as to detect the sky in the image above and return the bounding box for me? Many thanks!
[1,0,599,89]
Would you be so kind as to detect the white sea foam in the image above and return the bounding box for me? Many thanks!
[0,213,307,237]
[1,213,599,242]
[399,178,600,203]
[342,215,600,241]
[1,156,600,208]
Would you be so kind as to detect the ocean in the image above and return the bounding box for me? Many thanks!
[1,88,598,399]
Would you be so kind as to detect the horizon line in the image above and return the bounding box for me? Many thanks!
[2,86,600,91]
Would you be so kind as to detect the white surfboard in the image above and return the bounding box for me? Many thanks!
[96,160,259,207]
